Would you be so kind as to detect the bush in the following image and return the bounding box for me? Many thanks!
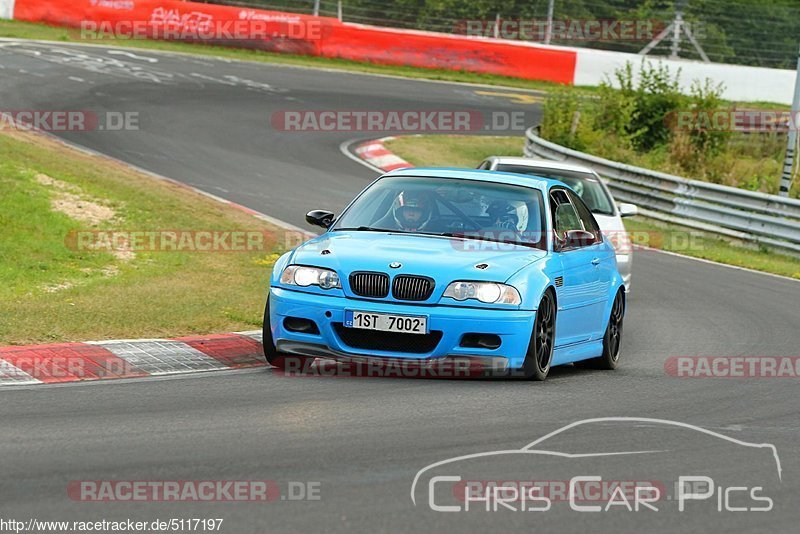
[538,61,790,197]
[595,61,686,151]
[540,87,589,151]
[685,79,730,156]
[594,65,639,151]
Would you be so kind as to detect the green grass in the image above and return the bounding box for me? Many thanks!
[623,217,800,280]
[386,134,800,280]
[0,130,285,345]
[385,135,523,167]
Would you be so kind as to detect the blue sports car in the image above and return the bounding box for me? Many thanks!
[263,168,626,381]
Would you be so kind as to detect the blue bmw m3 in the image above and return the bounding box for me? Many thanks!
[263,168,626,381]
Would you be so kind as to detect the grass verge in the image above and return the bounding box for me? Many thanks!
[385,135,800,280]
[0,130,285,345]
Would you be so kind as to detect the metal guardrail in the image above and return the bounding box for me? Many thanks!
[524,128,800,256]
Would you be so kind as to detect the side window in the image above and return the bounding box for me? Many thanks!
[477,160,491,170]
[567,190,602,244]
[550,189,582,242]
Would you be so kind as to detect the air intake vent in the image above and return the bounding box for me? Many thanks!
[349,272,390,298]
[333,324,442,353]
[392,275,435,301]
[555,276,564,288]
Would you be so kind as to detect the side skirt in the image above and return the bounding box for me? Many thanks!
[551,340,604,366]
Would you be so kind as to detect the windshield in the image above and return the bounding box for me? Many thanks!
[495,164,615,216]
[333,175,547,250]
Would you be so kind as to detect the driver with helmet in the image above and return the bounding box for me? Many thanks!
[486,200,520,230]
[384,190,435,232]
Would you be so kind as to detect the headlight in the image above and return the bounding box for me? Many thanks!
[280,265,341,289]
[443,281,521,305]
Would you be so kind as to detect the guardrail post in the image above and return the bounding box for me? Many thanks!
[544,0,555,44]
[779,45,800,197]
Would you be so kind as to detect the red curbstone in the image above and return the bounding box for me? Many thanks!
[178,334,267,369]
[0,343,147,383]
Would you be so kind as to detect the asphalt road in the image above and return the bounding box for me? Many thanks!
[1,41,799,533]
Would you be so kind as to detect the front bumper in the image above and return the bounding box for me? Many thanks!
[269,287,536,369]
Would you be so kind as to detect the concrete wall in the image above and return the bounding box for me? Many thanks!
[0,0,15,19]
[574,47,794,105]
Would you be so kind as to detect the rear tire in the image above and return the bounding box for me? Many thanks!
[575,289,625,370]
[262,296,312,371]
[519,289,556,381]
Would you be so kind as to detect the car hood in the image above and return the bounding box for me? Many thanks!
[290,231,547,284]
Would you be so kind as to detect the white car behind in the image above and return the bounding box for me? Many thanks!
[478,157,637,290]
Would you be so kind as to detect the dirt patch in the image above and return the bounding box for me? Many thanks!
[35,173,131,293]
[41,281,76,294]
[37,173,117,227]
[35,172,134,263]
[35,173,79,192]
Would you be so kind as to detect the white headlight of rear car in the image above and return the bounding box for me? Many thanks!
[443,281,521,305]
[281,266,341,289]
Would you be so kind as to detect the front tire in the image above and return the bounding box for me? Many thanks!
[519,289,556,381]
[262,296,312,371]
[576,289,625,370]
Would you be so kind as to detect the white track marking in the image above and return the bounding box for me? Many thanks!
[0,367,266,391]
[0,38,548,95]
[640,246,799,284]
[107,50,159,63]
[0,360,42,386]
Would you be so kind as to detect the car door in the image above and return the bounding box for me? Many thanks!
[549,188,604,347]
[566,189,615,339]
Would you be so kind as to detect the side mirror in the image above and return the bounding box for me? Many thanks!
[306,210,335,229]
[618,203,638,218]
[564,229,596,248]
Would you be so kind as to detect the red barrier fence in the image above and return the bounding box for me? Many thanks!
[13,0,577,84]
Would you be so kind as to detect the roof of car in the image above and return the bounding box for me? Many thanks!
[382,167,565,190]
[486,156,597,174]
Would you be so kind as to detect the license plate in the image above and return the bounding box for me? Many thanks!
[344,310,428,335]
